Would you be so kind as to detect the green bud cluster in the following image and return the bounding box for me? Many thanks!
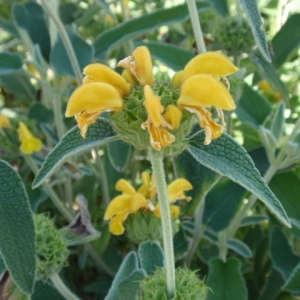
[124,210,179,244]
[139,267,208,299]
[214,17,254,56]
[34,214,69,281]
[110,82,195,156]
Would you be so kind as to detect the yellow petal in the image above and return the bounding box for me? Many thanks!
[153,204,161,218]
[115,179,136,195]
[172,70,184,88]
[109,213,128,235]
[178,74,236,110]
[118,46,154,86]
[167,178,192,202]
[143,85,164,127]
[190,106,223,145]
[142,122,175,151]
[65,82,124,117]
[163,105,182,130]
[104,195,133,220]
[258,80,271,92]
[183,52,238,80]
[0,115,11,128]
[121,69,138,86]
[170,205,180,218]
[130,193,148,212]
[83,63,131,97]
[18,122,43,154]
[75,111,100,139]
[137,171,151,196]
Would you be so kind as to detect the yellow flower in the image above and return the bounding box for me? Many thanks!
[117,46,155,86]
[65,64,127,138]
[177,52,238,145]
[0,115,11,129]
[141,85,175,151]
[153,178,192,218]
[18,122,43,154]
[104,179,149,235]
[104,173,193,235]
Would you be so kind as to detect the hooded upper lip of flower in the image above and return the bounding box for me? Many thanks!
[103,172,193,235]
[18,121,43,155]
[176,51,238,145]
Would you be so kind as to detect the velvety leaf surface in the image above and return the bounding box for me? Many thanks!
[269,172,300,220]
[118,269,147,300]
[32,281,65,300]
[235,83,272,128]
[138,241,164,276]
[94,2,211,59]
[270,227,299,280]
[272,14,300,68]
[226,238,252,258]
[0,160,36,295]
[206,257,247,300]
[32,118,117,188]
[108,140,132,173]
[105,252,139,300]
[203,181,245,231]
[284,262,300,294]
[174,150,220,216]
[239,0,271,62]
[187,131,290,227]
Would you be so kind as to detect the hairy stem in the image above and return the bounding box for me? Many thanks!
[149,149,175,299]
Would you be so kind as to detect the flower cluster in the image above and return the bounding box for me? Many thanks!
[103,172,192,235]
[65,46,238,150]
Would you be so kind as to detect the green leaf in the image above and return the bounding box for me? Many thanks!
[0,160,36,295]
[258,268,285,300]
[50,27,94,77]
[187,131,291,227]
[207,257,247,300]
[235,83,272,128]
[27,102,54,124]
[60,227,101,246]
[203,181,245,231]
[284,262,300,294]
[272,14,300,68]
[226,239,252,258]
[32,118,117,188]
[270,227,299,280]
[240,215,268,227]
[0,71,36,100]
[107,140,132,172]
[12,2,51,61]
[0,256,6,273]
[0,52,23,75]
[175,150,220,216]
[208,0,229,16]
[138,241,164,276]
[269,172,300,221]
[139,41,194,71]
[105,252,139,300]
[270,102,286,141]
[94,2,211,59]
[118,269,147,300]
[32,281,65,300]
[251,51,290,103]
[239,0,271,62]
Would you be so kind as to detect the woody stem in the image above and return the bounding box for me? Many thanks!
[149,149,176,299]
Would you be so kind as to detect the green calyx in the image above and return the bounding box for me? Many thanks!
[124,210,179,244]
[139,267,208,299]
[110,83,195,156]
[215,17,254,56]
[34,214,69,281]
